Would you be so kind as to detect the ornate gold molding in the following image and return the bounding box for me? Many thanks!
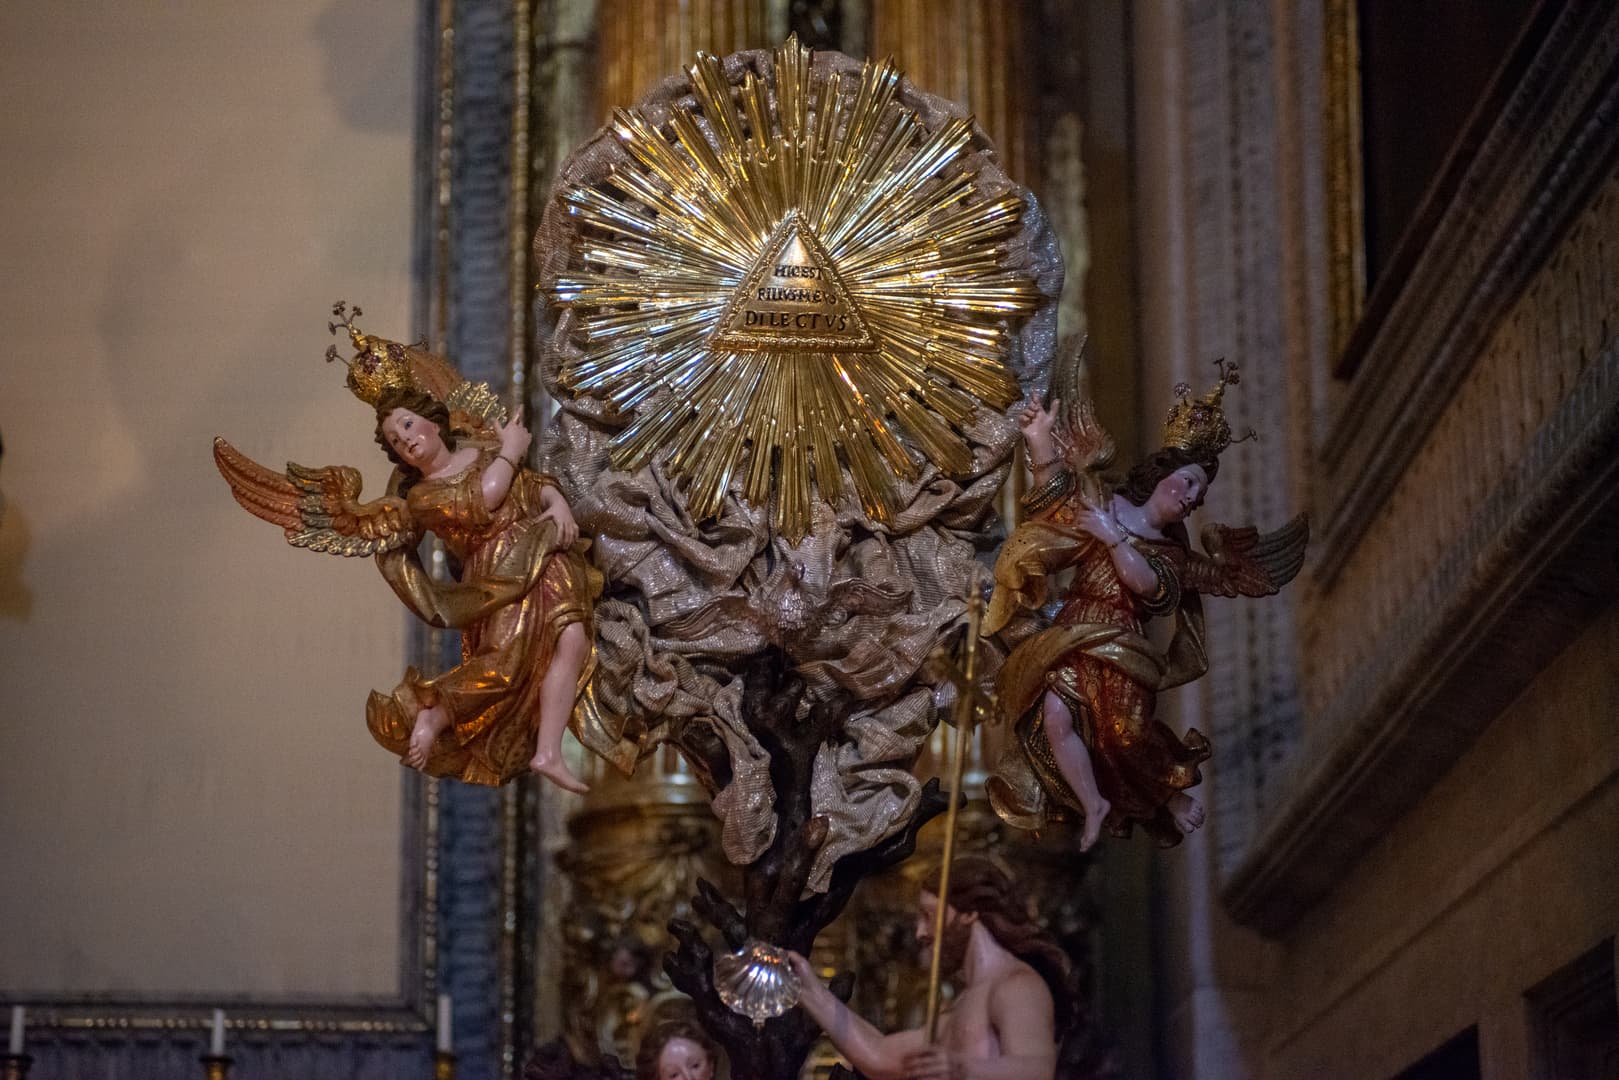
[558,748,740,1063]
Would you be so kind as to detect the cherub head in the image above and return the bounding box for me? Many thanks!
[634,1018,719,1080]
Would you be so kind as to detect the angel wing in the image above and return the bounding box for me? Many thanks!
[1049,335,1116,473]
[1182,513,1310,598]
[398,342,510,437]
[212,437,415,557]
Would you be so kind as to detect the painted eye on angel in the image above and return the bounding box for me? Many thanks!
[212,302,633,794]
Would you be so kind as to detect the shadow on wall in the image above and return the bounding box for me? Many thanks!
[0,429,29,619]
[314,0,417,134]
[0,507,31,620]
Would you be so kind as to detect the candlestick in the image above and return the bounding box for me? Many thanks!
[1,1054,32,1080]
[6,1008,20,1057]
[209,1009,225,1057]
[199,1055,232,1080]
[435,993,452,1054]
[433,1049,456,1080]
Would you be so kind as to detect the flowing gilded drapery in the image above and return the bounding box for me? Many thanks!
[365,459,629,785]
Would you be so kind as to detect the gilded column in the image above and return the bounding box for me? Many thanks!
[868,0,1031,184]
[596,0,770,117]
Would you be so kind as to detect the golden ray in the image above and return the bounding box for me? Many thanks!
[556,35,1040,541]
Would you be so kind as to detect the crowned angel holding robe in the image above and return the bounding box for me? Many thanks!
[214,303,638,793]
[985,353,1308,851]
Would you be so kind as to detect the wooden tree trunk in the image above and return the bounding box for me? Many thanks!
[525,648,950,1080]
[661,650,951,1077]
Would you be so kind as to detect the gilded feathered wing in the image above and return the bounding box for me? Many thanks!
[1181,513,1310,598]
[212,436,415,557]
[413,349,508,440]
[1050,335,1116,475]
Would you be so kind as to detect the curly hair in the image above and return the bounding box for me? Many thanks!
[633,1019,719,1080]
[372,388,455,491]
[935,856,1078,1034]
[1116,446,1218,509]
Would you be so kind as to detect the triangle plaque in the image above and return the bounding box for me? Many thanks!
[710,209,879,353]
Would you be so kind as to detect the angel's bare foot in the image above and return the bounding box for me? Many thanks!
[405,705,451,769]
[1168,791,1206,834]
[1079,796,1112,852]
[529,749,589,794]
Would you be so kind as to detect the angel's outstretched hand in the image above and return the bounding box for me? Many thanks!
[1019,396,1060,464]
[1018,396,1058,435]
[495,406,532,462]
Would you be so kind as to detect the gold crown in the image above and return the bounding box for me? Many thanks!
[324,301,417,407]
[1162,359,1253,459]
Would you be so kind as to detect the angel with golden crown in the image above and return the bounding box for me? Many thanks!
[214,303,626,794]
[984,350,1308,852]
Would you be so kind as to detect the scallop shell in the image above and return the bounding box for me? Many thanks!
[713,941,802,1028]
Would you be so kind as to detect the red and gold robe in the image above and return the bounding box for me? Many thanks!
[986,491,1212,845]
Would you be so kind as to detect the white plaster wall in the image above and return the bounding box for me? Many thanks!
[0,3,415,998]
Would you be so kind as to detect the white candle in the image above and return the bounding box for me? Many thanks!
[435,993,453,1054]
[209,1009,226,1057]
[7,1005,22,1055]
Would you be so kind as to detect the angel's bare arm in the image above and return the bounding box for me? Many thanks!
[1073,499,1160,596]
[1019,398,1063,487]
[480,407,532,511]
[535,483,579,547]
[1107,539,1160,596]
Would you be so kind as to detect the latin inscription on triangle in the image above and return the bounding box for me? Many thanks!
[711,209,878,353]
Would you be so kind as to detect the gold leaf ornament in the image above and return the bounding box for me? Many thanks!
[553,36,1041,540]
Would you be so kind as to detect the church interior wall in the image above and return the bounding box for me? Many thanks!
[1264,601,1619,1079]
[1130,0,1619,1077]
[0,0,415,1014]
[3,2,1615,1078]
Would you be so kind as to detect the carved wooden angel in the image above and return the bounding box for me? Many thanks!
[213,303,627,793]
[984,349,1307,851]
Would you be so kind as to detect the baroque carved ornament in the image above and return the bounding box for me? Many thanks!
[553,35,1040,539]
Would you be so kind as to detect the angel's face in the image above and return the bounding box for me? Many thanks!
[1148,464,1210,524]
[382,407,446,471]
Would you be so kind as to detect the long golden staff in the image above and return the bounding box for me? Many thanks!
[922,579,992,1042]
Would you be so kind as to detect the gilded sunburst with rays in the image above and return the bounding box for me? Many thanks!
[554,35,1040,540]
